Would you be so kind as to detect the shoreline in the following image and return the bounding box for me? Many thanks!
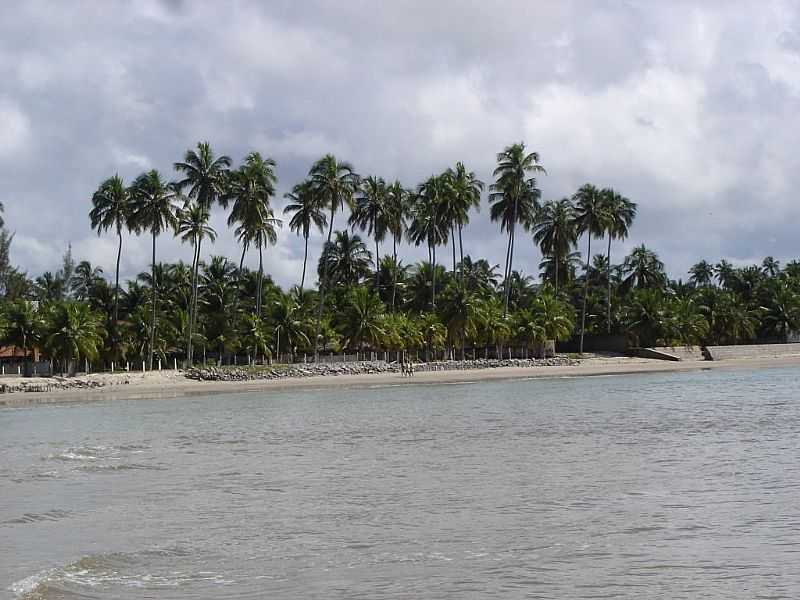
[2,355,799,408]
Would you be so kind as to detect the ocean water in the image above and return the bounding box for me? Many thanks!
[2,367,800,599]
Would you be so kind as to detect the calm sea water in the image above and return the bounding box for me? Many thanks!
[2,367,800,599]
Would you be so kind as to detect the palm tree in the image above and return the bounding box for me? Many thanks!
[283,180,326,292]
[4,300,44,376]
[342,286,385,351]
[407,176,449,308]
[489,143,545,314]
[227,152,281,320]
[349,175,388,290]
[271,295,310,361]
[173,141,232,210]
[44,302,105,375]
[623,245,666,290]
[762,256,781,278]
[70,261,103,301]
[385,181,409,311]
[573,184,608,353]
[715,260,737,290]
[89,174,129,341]
[445,162,483,278]
[600,188,637,333]
[533,198,577,294]
[128,169,179,370]
[176,202,217,364]
[688,260,715,287]
[439,281,484,360]
[308,154,359,361]
[317,230,373,287]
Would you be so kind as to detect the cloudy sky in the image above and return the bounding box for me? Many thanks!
[2,0,799,288]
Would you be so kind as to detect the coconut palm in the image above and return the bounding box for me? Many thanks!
[445,162,483,278]
[573,183,608,353]
[234,208,282,319]
[407,176,449,308]
[128,169,179,369]
[762,256,781,278]
[349,175,389,289]
[3,300,44,375]
[283,180,326,292]
[89,174,129,336]
[342,286,385,351]
[530,284,575,342]
[600,188,637,333]
[533,198,577,294]
[176,202,217,364]
[309,154,359,361]
[438,281,484,359]
[689,260,715,288]
[43,302,105,375]
[385,180,409,311]
[715,260,737,290]
[271,295,310,361]
[173,141,232,210]
[70,261,104,301]
[623,245,666,290]
[489,143,545,314]
[317,230,373,287]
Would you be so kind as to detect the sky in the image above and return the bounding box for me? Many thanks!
[2,0,800,288]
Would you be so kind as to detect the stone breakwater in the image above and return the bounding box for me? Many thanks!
[0,378,107,394]
[185,357,580,382]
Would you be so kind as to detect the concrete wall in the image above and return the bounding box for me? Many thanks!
[557,335,627,354]
[705,343,800,361]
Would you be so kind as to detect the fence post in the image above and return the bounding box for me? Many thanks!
[158,359,162,371]
[142,361,145,372]
[111,361,114,373]
[174,358,177,370]
[126,362,130,372]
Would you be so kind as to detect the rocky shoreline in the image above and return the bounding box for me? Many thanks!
[184,357,580,382]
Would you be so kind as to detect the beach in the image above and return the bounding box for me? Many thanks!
[2,354,799,407]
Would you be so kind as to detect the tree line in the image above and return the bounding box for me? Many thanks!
[0,141,799,373]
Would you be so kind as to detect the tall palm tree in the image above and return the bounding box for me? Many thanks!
[308,154,359,360]
[89,174,129,344]
[173,141,232,210]
[385,180,409,311]
[688,260,715,287]
[407,176,449,308]
[70,261,103,301]
[227,152,280,320]
[489,142,545,314]
[176,202,217,364]
[572,183,608,353]
[600,188,637,333]
[349,175,388,290]
[128,169,179,370]
[445,162,484,278]
[283,180,326,292]
[533,198,577,294]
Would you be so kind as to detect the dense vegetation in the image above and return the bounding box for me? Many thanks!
[1,141,799,373]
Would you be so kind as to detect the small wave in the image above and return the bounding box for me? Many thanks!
[11,548,233,599]
[2,509,72,525]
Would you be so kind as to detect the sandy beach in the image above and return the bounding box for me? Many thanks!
[2,355,800,408]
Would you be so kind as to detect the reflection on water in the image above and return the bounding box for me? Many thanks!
[3,367,800,599]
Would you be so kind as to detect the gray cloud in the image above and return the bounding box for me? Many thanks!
[1,0,800,287]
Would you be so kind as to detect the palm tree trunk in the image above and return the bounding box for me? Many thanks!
[113,225,123,358]
[148,231,157,371]
[504,225,516,314]
[606,235,612,335]
[451,227,457,275]
[239,244,247,272]
[391,236,398,312]
[375,237,380,292]
[502,229,513,315]
[187,236,199,366]
[314,207,336,361]
[554,251,560,295]
[579,235,592,354]
[300,233,309,292]
[431,243,437,308]
[458,224,465,281]
[257,244,264,318]
[188,235,202,366]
